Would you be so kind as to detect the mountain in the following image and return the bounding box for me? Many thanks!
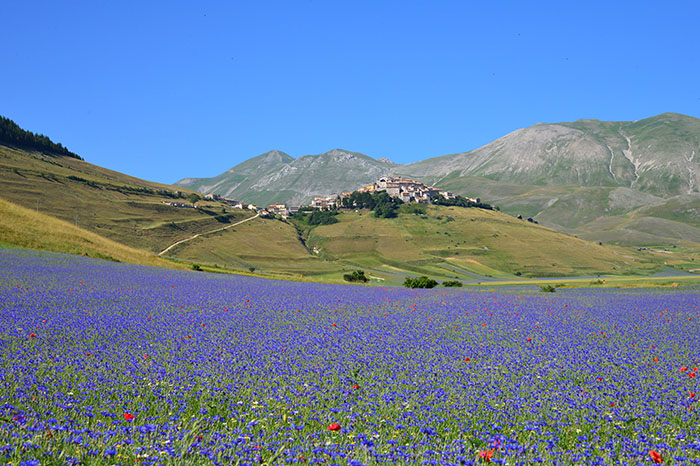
[177,113,700,246]
[176,149,395,206]
[2,115,698,282]
[401,113,700,197]
[398,114,700,245]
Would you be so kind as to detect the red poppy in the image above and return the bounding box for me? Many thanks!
[327,423,341,431]
[478,449,494,462]
[689,391,696,398]
[29,333,36,338]
[465,357,471,362]
[689,372,697,378]
[526,338,532,342]
[649,450,663,464]
[123,413,135,421]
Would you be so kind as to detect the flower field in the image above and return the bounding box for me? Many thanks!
[1,249,699,465]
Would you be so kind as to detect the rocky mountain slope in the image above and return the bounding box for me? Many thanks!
[177,149,395,206]
[176,113,700,246]
[402,113,700,197]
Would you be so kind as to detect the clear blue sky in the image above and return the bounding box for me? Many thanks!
[2,0,699,184]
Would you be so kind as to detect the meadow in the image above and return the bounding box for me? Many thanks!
[0,248,698,465]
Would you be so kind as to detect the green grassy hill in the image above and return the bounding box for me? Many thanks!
[2,137,698,285]
[0,197,179,268]
[302,205,690,280]
[0,144,255,255]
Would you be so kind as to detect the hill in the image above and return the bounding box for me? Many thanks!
[0,197,178,268]
[177,113,700,247]
[0,115,81,159]
[301,204,691,280]
[0,143,255,256]
[176,149,395,206]
[2,115,699,283]
[129,203,700,283]
[402,113,700,197]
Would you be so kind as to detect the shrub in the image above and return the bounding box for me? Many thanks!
[343,270,368,283]
[402,204,426,215]
[442,280,462,287]
[191,264,202,271]
[539,284,556,293]
[308,209,339,225]
[404,276,438,289]
[373,204,397,218]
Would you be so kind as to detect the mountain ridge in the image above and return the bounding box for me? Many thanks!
[174,112,700,246]
[176,112,700,202]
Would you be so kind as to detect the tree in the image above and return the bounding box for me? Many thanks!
[374,204,397,218]
[343,270,368,283]
[187,193,201,204]
[403,276,438,289]
[0,115,81,159]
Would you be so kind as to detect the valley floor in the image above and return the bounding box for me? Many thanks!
[1,248,698,465]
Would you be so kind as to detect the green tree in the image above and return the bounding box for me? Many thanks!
[403,276,438,289]
[343,270,368,283]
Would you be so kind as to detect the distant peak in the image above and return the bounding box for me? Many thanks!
[262,149,292,158]
[377,157,396,165]
[325,148,353,156]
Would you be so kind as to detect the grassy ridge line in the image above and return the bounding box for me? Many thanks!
[305,205,665,278]
[0,197,183,269]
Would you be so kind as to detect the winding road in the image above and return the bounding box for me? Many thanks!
[158,212,260,256]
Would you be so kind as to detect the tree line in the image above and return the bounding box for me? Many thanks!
[432,194,493,210]
[340,190,403,218]
[0,115,82,159]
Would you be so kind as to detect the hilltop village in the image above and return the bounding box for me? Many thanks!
[198,176,479,218]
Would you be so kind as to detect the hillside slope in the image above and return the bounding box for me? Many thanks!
[0,197,178,268]
[402,113,700,197]
[303,205,684,279]
[175,113,700,247]
[0,144,254,255]
[175,149,395,206]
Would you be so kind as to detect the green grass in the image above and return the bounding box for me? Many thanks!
[0,145,255,254]
[3,143,699,286]
[0,197,181,269]
[302,205,674,278]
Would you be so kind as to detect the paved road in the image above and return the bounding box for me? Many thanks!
[158,213,260,256]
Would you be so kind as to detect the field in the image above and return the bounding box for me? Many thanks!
[1,248,699,465]
[0,145,254,255]
[0,198,179,269]
[303,206,699,280]
[3,144,700,282]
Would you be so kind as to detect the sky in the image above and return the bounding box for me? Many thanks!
[2,0,699,184]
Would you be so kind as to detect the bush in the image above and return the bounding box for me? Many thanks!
[402,204,426,215]
[343,270,368,283]
[442,280,462,287]
[539,284,556,293]
[373,204,398,218]
[191,264,202,271]
[308,209,339,225]
[404,276,438,289]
